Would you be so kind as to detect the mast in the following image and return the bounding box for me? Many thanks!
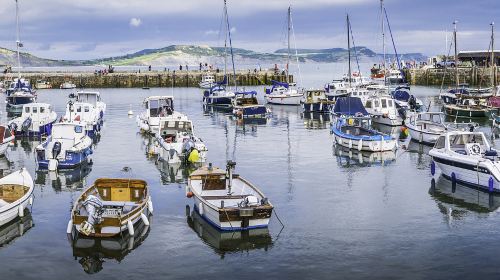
[15,0,21,79]
[223,1,227,81]
[347,14,352,87]
[286,6,291,84]
[224,0,237,89]
[453,20,459,88]
[491,22,495,88]
[380,0,386,84]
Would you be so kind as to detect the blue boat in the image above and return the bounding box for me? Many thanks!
[8,103,57,138]
[203,80,235,107]
[35,122,93,171]
[6,79,36,112]
[331,97,397,152]
[232,91,268,118]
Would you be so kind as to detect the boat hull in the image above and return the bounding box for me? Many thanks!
[406,126,441,145]
[371,115,402,126]
[265,94,302,105]
[444,105,491,118]
[203,96,233,107]
[14,122,55,138]
[332,133,396,152]
[37,147,92,170]
[301,102,331,113]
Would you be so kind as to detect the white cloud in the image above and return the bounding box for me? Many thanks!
[230,27,237,33]
[129,17,142,27]
[204,30,219,36]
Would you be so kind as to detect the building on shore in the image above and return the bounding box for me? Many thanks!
[458,50,500,66]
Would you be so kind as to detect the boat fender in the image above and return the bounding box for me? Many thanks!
[349,139,352,149]
[186,191,194,198]
[430,161,436,176]
[127,220,135,236]
[489,177,494,193]
[199,202,204,215]
[140,213,150,226]
[48,159,58,171]
[128,236,135,251]
[29,195,33,205]
[18,205,24,217]
[147,198,154,214]
[358,139,362,151]
[451,172,456,188]
[66,220,73,234]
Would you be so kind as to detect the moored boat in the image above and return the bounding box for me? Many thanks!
[35,80,52,89]
[0,168,34,227]
[199,72,216,89]
[364,94,402,126]
[137,96,177,135]
[301,89,334,113]
[232,91,268,118]
[405,112,448,144]
[60,81,77,89]
[265,80,303,105]
[63,101,102,137]
[186,161,273,231]
[444,98,491,118]
[74,91,106,121]
[8,103,57,137]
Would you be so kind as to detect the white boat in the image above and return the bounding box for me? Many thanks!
[35,122,93,171]
[60,81,77,89]
[199,73,216,89]
[137,96,178,135]
[67,178,153,238]
[405,112,448,144]
[0,126,15,156]
[8,103,57,137]
[265,81,303,105]
[35,80,52,89]
[430,131,500,192]
[156,115,208,164]
[63,101,102,137]
[186,161,273,231]
[0,168,34,227]
[364,95,402,126]
[324,79,352,101]
[74,91,106,120]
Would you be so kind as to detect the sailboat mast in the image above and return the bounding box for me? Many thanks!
[287,6,291,84]
[491,22,495,88]
[15,0,21,79]
[453,21,459,88]
[347,14,352,88]
[224,0,237,89]
[380,0,386,84]
[223,1,228,80]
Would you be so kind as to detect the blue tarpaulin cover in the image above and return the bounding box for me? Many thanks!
[333,97,369,116]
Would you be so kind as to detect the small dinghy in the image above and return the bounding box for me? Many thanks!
[232,91,268,118]
[67,178,153,238]
[8,103,57,138]
[0,125,15,156]
[331,97,397,152]
[35,122,93,171]
[186,161,273,231]
[405,112,449,144]
[430,131,500,192]
[156,115,207,164]
[0,168,34,227]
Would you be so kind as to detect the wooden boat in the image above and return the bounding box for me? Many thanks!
[232,91,268,118]
[0,168,34,227]
[67,178,153,238]
[444,98,491,118]
[186,161,273,231]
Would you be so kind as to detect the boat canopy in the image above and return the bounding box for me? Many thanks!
[392,87,410,101]
[235,90,257,96]
[333,97,369,116]
[265,80,290,94]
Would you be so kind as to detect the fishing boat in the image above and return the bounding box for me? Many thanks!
[63,101,102,137]
[405,112,448,144]
[60,81,77,89]
[74,91,106,120]
[301,89,334,113]
[8,103,57,137]
[364,94,402,126]
[137,96,177,135]
[67,178,153,238]
[35,122,93,171]
[0,126,15,156]
[444,98,491,118]
[199,72,216,89]
[186,161,273,231]
[232,91,268,118]
[429,131,500,192]
[35,80,52,89]
[331,97,397,152]
[156,115,208,164]
[0,168,34,227]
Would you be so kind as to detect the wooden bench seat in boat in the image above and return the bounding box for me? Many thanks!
[0,184,29,203]
[201,194,249,200]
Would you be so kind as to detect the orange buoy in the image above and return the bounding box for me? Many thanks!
[186,191,194,198]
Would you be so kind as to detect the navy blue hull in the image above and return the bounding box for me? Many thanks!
[37,146,93,170]
[204,96,233,106]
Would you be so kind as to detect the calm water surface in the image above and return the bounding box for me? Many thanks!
[1,71,500,279]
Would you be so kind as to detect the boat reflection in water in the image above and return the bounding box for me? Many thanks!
[186,206,273,258]
[301,112,331,129]
[333,144,396,167]
[69,215,151,274]
[0,156,13,178]
[156,158,196,185]
[35,161,92,191]
[430,176,500,223]
[0,211,34,248]
[406,140,433,170]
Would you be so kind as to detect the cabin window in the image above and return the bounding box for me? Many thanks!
[374,100,380,107]
[435,136,445,149]
[84,106,89,112]
[25,107,30,113]
[76,106,82,113]
[388,100,393,107]
[33,107,38,113]
[365,101,372,109]
[40,107,45,113]
[381,99,387,108]
[74,126,83,133]
[168,121,176,128]
[431,114,441,123]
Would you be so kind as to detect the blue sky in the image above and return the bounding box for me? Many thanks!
[0,0,497,60]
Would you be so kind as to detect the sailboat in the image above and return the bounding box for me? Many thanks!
[265,6,304,105]
[6,0,36,113]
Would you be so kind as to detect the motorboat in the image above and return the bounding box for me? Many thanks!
[0,168,34,227]
[203,79,235,107]
[137,96,177,135]
[8,103,57,137]
[63,101,102,137]
[405,112,448,144]
[265,80,303,105]
[386,69,405,85]
[60,81,77,89]
[364,95,402,126]
[330,97,397,152]
[67,178,153,238]
[35,80,52,89]
[156,115,208,164]
[301,89,334,113]
[444,98,491,118]
[391,86,423,113]
[0,126,15,156]
[199,72,216,89]
[74,91,106,120]
[186,161,273,231]
[35,122,93,171]
[349,87,372,105]
[232,91,268,118]
[6,79,36,112]
[429,131,500,192]
[324,79,352,101]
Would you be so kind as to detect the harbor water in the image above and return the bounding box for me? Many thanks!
[1,64,500,279]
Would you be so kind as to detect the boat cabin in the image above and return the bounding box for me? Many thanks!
[158,119,193,142]
[21,103,54,121]
[201,74,215,84]
[408,112,445,126]
[66,102,97,122]
[76,91,101,106]
[52,123,86,141]
[434,132,492,157]
[234,92,259,106]
[304,89,328,103]
[144,96,174,117]
[364,96,395,112]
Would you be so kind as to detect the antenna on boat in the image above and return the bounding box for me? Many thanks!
[347,14,352,88]
[286,5,291,84]
[491,22,495,89]
[380,0,386,85]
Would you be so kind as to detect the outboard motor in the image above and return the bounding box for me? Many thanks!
[21,117,32,134]
[52,141,62,159]
[80,194,104,236]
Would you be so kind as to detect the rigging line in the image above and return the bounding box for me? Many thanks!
[224,1,237,90]
[348,17,363,82]
[383,7,405,83]
[439,37,454,94]
[290,8,303,86]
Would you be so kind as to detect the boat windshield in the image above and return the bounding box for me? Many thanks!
[449,133,486,151]
[159,121,193,139]
[149,99,174,117]
[77,93,98,105]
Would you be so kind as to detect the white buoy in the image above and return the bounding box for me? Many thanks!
[147,199,154,214]
[140,213,150,226]
[66,220,74,234]
[18,205,24,217]
[48,159,58,171]
[199,202,204,215]
[127,220,135,236]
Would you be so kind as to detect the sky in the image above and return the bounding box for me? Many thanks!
[0,0,497,60]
